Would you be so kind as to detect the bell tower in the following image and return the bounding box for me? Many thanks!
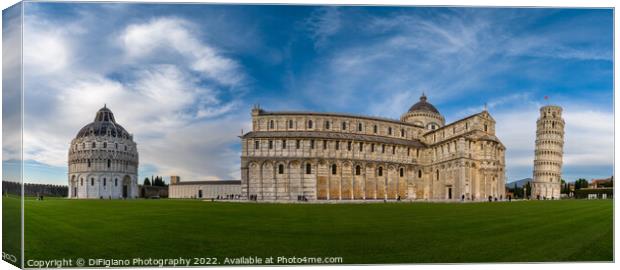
[531,105,565,200]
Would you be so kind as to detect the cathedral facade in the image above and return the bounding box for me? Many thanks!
[68,106,139,199]
[240,94,506,202]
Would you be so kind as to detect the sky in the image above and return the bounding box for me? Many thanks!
[2,3,613,185]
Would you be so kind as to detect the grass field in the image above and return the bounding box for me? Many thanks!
[2,195,21,267]
[15,198,614,265]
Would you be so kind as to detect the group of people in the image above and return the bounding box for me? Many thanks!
[216,194,240,200]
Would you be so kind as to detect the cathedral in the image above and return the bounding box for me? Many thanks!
[240,94,506,202]
[67,106,139,199]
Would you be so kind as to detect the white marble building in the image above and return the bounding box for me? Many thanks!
[531,105,565,200]
[68,106,139,199]
[240,94,507,202]
[168,177,241,199]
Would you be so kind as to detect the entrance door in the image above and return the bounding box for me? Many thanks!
[73,187,77,198]
[123,185,128,198]
[198,190,203,198]
[448,187,452,200]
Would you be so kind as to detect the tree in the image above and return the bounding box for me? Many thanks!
[575,178,589,190]
[524,181,532,198]
[143,177,151,186]
[152,176,168,187]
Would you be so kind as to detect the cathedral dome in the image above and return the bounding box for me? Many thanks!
[401,93,445,129]
[408,94,440,114]
[75,105,132,139]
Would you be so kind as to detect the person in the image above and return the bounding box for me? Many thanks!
[397,195,401,201]
[508,195,512,202]
[488,196,492,202]
[461,194,465,201]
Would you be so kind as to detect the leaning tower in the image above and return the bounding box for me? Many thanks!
[531,105,565,199]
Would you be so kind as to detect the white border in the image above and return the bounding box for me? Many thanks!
[0,1,617,270]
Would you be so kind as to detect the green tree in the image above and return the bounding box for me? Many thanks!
[143,177,151,186]
[575,178,589,190]
[152,176,168,187]
[524,181,532,198]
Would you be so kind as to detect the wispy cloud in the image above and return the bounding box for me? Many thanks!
[304,7,342,49]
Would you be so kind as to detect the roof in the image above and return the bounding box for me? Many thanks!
[171,180,241,186]
[75,105,132,140]
[241,131,426,147]
[257,111,424,128]
[408,94,440,114]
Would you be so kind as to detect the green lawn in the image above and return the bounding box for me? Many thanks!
[2,195,21,268]
[17,198,613,265]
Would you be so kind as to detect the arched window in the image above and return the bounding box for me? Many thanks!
[373,125,378,134]
[436,170,439,181]
[115,178,118,186]
[91,178,95,186]
[308,120,313,129]
[103,142,107,148]
[401,129,405,137]
[355,165,361,175]
[418,170,422,178]
[255,140,260,149]
[87,159,91,167]
[388,127,392,135]
[268,140,273,149]
[371,144,375,152]
[306,163,312,174]
[325,121,330,129]
[341,122,347,130]
[400,168,404,177]
[331,164,337,175]
[359,142,363,151]
[278,164,284,174]
[103,178,107,186]
[282,140,287,149]
[107,159,111,168]
[124,146,127,151]
[378,167,383,177]
[288,120,294,129]
[115,143,118,149]
[381,144,385,153]
[92,142,96,148]
[358,123,363,131]
[269,120,274,129]
[347,141,352,151]
[484,124,488,132]
[80,178,83,186]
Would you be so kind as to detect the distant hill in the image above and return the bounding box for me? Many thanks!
[506,178,532,188]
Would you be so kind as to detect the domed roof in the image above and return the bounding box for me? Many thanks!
[75,105,132,139]
[408,94,440,114]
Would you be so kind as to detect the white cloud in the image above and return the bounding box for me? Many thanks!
[493,102,613,181]
[20,14,249,183]
[120,17,243,86]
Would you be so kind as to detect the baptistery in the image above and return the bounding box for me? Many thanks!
[68,105,139,199]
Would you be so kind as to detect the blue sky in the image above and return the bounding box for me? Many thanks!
[3,3,613,184]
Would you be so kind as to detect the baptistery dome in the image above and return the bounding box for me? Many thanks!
[68,105,139,199]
